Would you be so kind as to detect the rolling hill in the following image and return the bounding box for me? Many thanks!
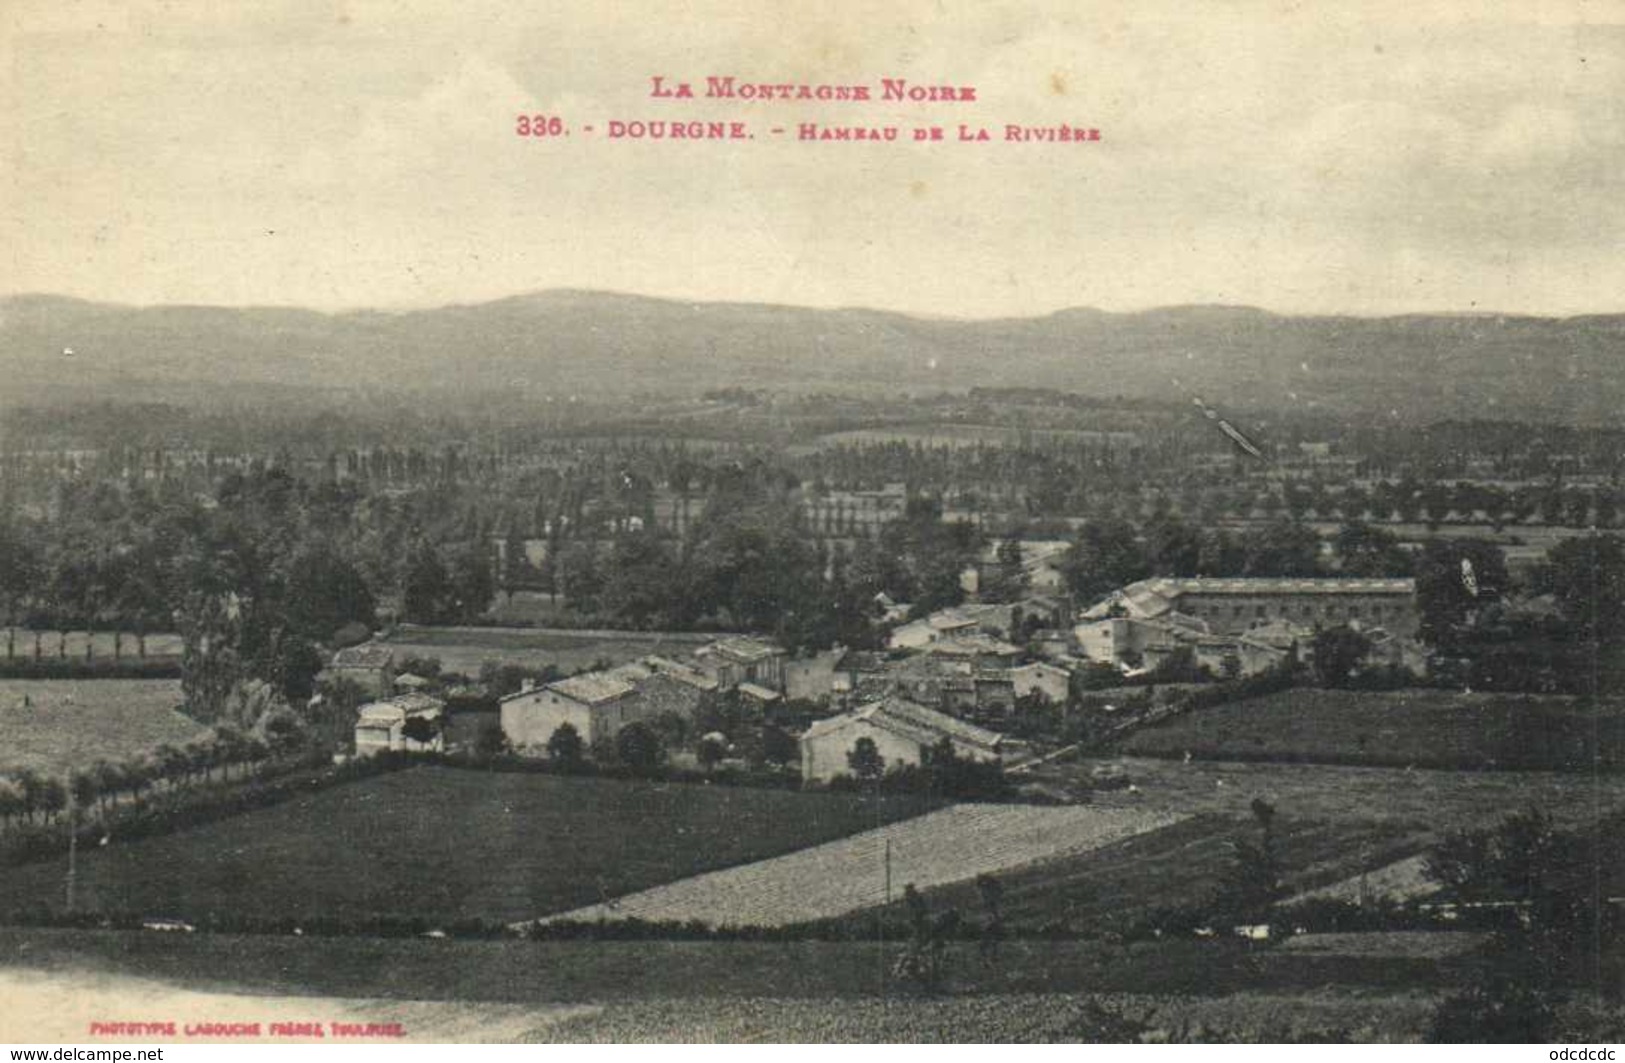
[2,291,1621,424]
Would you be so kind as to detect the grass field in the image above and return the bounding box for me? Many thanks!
[3,767,939,923]
[15,926,1618,1041]
[841,813,1429,936]
[378,625,730,676]
[544,804,1183,928]
[0,679,198,773]
[0,925,1479,1011]
[814,426,1138,450]
[1049,756,1625,832]
[919,754,1625,936]
[1118,689,1625,771]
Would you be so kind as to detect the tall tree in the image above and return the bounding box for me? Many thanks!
[1334,521,1412,577]
[1415,540,1509,648]
[1540,534,1625,644]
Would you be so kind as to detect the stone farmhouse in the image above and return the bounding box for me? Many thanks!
[799,696,1005,784]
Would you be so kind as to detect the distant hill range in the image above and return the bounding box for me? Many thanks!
[2,291,1622,425]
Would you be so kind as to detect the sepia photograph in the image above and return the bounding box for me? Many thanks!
[1,0,1622,1046]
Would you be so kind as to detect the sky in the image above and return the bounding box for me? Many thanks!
[2,0,1622,318]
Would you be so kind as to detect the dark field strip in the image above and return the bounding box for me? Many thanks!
[817,814,1428,936]
[3,766,938,923]
[1119,689,1625,772]
[0,927,1483,1006]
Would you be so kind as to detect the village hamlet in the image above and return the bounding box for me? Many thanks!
[2,0,1623,1048]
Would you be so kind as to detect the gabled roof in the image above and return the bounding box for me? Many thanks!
[737,682,782,702]
[802,696,1003,753]
[640,656,719,691]
[357,692,442,722]
[928,634,1023,658]
[332,643,394,668]
[1082,577,1415,622]
[1011,661,1070,678]
[605,661,655,684]
[926,608,980,631]
[701,636,784,664]
[547,672,638,705]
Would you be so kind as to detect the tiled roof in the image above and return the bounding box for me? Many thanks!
[641,656,719,690]
[703,637,783,663]
[1083,577,1414,621]
[356,692,442,722]
[802,696,1003,753]
[547,672,638,705]
[332,643,394,668]
[928,634,1023,657]
[1143,577,1415,597]
[605,661,655,684]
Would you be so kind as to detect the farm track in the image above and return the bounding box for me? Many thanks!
[533,803,1184,929]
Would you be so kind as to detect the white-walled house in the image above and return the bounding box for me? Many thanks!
[353,693,445,755]
[799,696,1004,784]
[500,672,642,751]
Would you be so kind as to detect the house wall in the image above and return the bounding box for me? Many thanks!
[502,689,594,750]
[974,677,1016,716]
[354,722,397,755]
[636,674,709,723]
[801,719,928,784]
[1175,592,1417,638]
[1074,619,1121,664]
[702,652,787,692]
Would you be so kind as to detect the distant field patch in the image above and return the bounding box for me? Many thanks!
[3,767,938,923]
[0,679,197,774]
[542,803,1183,928]
[1118,688,1625,771]
[1039,756,1625,833]
[817,812,1426,938]
[815,425,1137,450]
[985,753,1625,929]
[378,625,729,676]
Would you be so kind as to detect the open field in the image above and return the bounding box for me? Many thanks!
[926,755,1625,934]
[0,926,1481,1013]
[0,679,198,773]
[1118,689,1625,771]
[813,425,1140,450]
[542,804,1183,928]
[835,813,1429,936]
[1288,856,1438,907]
[3,767,938,923]
[0,968,597,1044]
[1046,756,1625,832]
[377,625,732,676]
[479,592,573,627]
[0,947,1465,1042]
